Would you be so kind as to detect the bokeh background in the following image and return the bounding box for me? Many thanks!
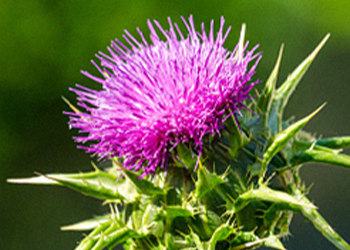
[1,1,349,249]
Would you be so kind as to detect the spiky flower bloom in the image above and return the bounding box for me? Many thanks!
[9,16,350,250]
[67,16,261,176]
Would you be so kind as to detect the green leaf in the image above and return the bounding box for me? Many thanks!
[260,104,325,182]
[235,185,315,213]
[257,44,283,123]
[195,161,225,199]
[262,203,293,234]
[294,190,350,250]
[131,203,144,231]
[260,204,293,238]
[75,223,110,250]
[262,235,286,250]
[182,230,204,250]
[273,34,330,119]
[230,232,260,249]
[116,163,165,196]
[90,227,132,250]
[207,224,233,250]
[74,216,122,250]
[190,232,205,250]
[262,204,284,229]
[291,149,350,169]
[174,143,198,169]
[140,203,164,237]
[316,136,350,149]
[74,213,142,250]
[274,211,293,236]
[224,111,249,158]
[8,170,127,201]
[165,205,194,219]
[231,232,285,250]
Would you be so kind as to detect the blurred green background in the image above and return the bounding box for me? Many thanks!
[1,1,349,249]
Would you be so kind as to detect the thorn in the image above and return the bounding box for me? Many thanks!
[114,204,121,220]
[264,172,277,186]
[61,96,81,113]
[34,171,42,176]
[91,162,100,171]
[238,23,246,56]
[111,158,125,170]
[197,158,203,169]
[310,33,331,60]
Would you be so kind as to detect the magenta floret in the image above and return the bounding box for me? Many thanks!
[67,16,261,176]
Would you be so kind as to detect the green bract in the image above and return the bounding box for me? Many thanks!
[8,26,350,250]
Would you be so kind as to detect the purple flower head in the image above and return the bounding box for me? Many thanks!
[68,16,261,176]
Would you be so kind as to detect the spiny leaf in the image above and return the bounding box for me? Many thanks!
[225,110,248,158]
[187,210,223,241]
[174,143,198,169]
[274,211,293,236]
[294,189,350,250]
[316,136,350,149]
[140,203,164,237]
[260,104,325,181]
[195,160,225,199]
[180,229,204,250]
[235,185,316,213]
[90,227,139,250]
[130,204,144,231]
[113,160,165,196]
[230,232,259,249]
[262,204,283,229]
[206,224,233,250]
[189,231,205,250]
[231,233,285,250]
[165,205,194,218]
[73,214,142,250]
[75,219,113,250]
[262,203,293,233]
[291,149,350,169]
[273,34,330,117]
[257,44,284,122]
[8,171,126,201]
[262,235,286,250]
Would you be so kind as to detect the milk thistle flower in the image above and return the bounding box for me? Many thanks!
[67,16,261,176]
[9,16,350,250]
